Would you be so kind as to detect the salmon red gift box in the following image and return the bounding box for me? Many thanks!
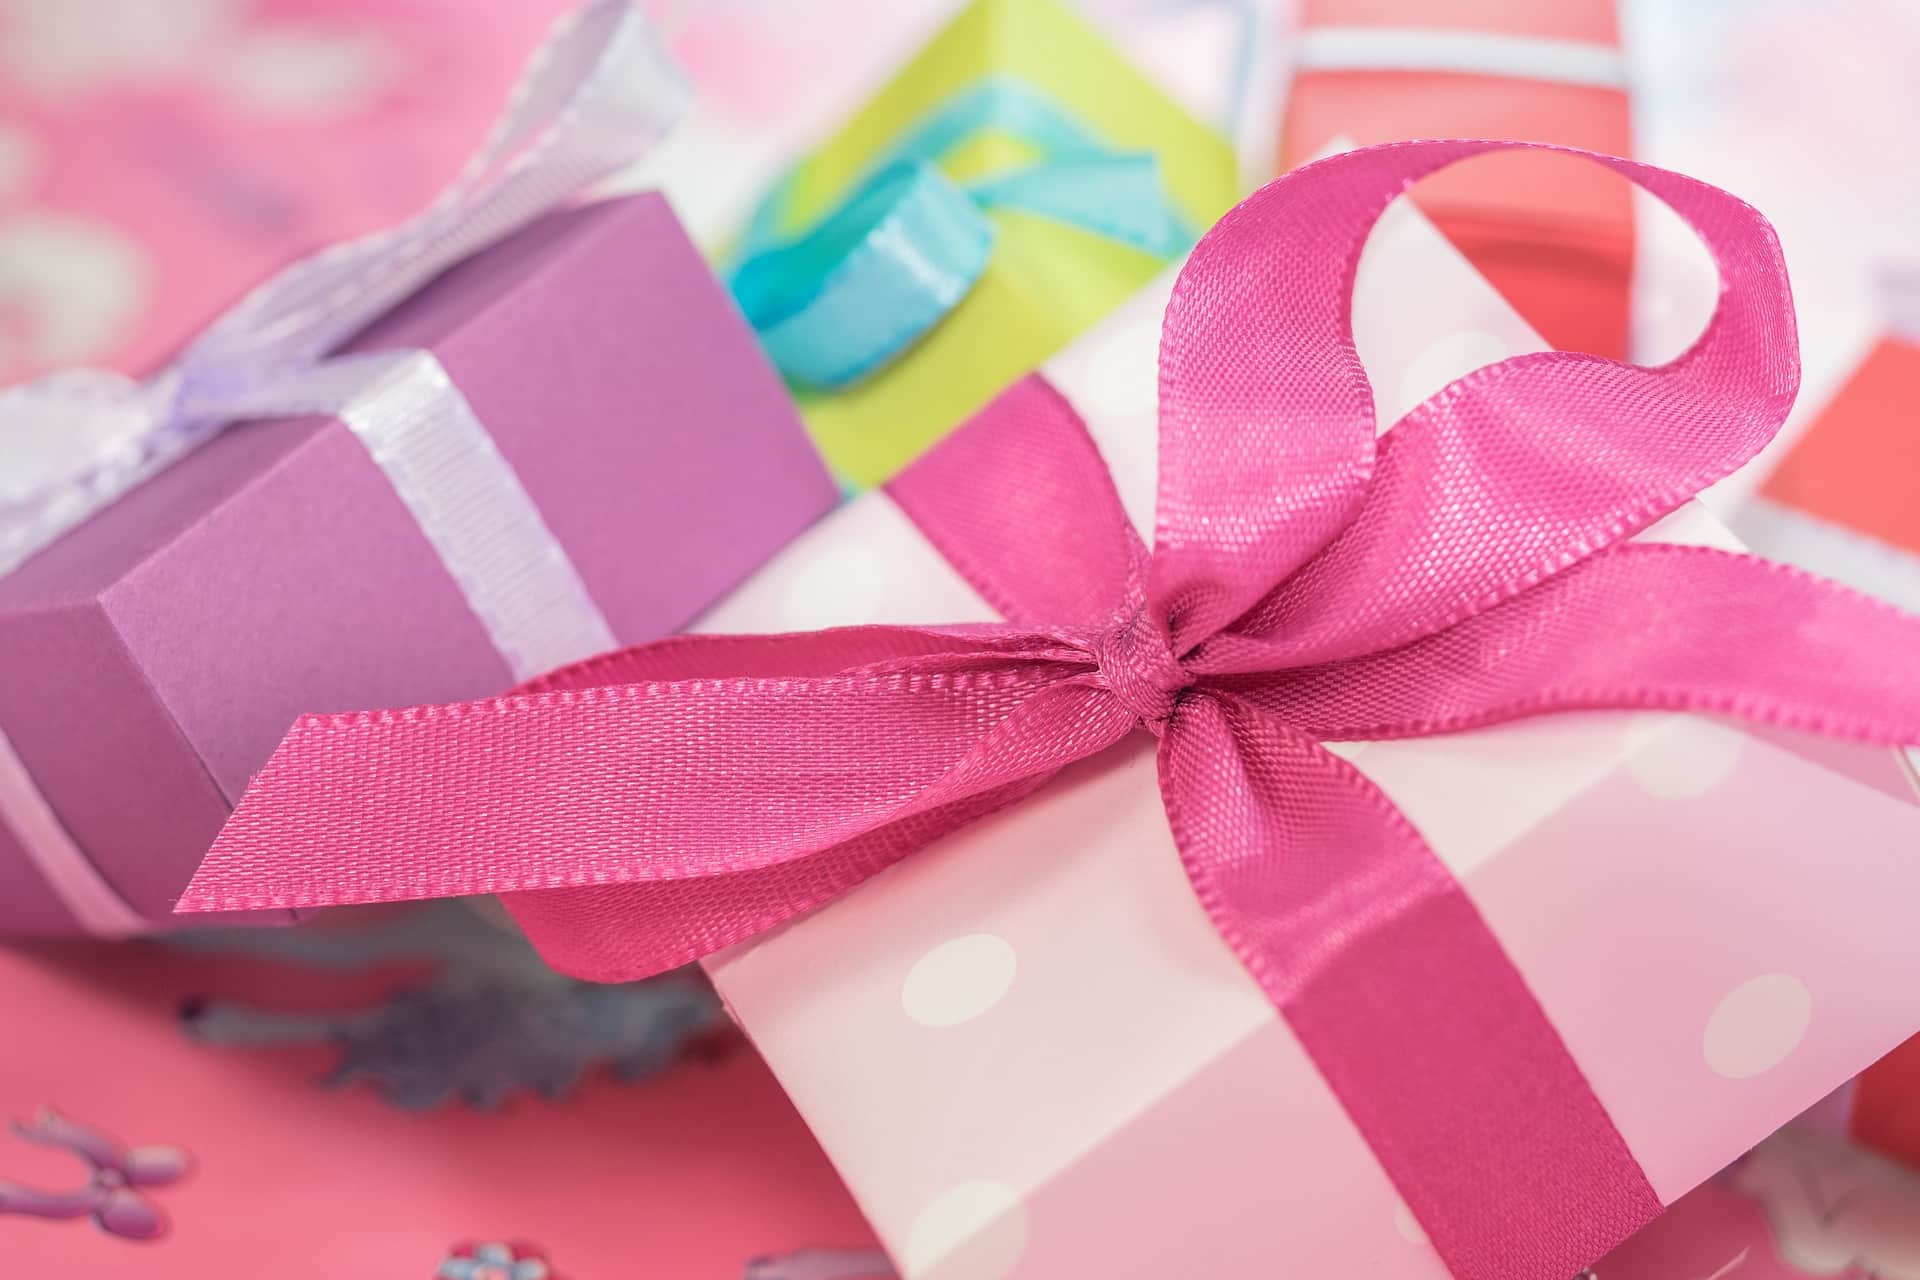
[1282,0,1636,360]
[1737,281,1920,616]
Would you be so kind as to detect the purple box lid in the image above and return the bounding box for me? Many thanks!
[0,193,837,935]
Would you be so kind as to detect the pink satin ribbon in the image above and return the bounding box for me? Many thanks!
[180,141,1920,1280]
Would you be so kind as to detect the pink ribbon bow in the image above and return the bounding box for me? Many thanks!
[181,140,1920,1280]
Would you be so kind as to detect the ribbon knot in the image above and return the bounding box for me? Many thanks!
[1093,610,1191,732]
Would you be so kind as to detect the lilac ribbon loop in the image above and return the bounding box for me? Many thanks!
[0,1109,189,1241]
[181,140,1920,1280]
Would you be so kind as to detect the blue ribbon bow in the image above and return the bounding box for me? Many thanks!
[729,77,1189,391]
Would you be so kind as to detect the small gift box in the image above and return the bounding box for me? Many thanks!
[183,143,1920,1280]
[1737,273,1920,615]
[681,168,1920,1280]
[0,4,836,937]
[726,0,1237,489]
[1282,0,1635,359]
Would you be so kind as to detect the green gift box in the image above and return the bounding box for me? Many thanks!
[730,0,1238,489]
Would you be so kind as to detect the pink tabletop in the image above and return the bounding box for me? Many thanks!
[0,907,877,1277]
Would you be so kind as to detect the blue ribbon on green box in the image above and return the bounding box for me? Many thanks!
[730,77,1190,392]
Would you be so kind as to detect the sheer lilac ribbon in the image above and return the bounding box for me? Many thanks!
[180,140,1920,1280]
[0,0,687,583]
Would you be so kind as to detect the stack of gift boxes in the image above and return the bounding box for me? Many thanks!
[4,1,1920,1278]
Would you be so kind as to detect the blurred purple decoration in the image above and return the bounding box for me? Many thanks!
[745,1247,898,1280]
[181,977,719,1109]
[0,1108,190,1241]
[436,1240,556,1280]
[136,118,301,235]
[176,904,723,1110]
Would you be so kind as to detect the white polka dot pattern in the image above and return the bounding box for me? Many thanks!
[217,29,399,117]
[1704,974,1813,1079]
[0,125,41,197]
[0,212,153,369]
[901,934,1017,1028]
[1624,714,1746,799]
[906,1181,1028,1280]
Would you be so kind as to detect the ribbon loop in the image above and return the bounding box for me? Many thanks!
[730,78,1188,391]
[964,150,1183,257]
[0,371,158,506]
[1150,140,1797,670]
[1232,543,1920,746]
[732,162,996,391]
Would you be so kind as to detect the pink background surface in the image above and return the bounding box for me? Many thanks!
[0,924,876,1277]
[0,0,580,388]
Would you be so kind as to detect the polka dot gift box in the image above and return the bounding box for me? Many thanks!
[681,192,1920,1280]
[1733,275,1920,1177]
[187,144,1920,1279]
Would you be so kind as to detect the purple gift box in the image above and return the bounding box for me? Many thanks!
[0,192,837,936]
